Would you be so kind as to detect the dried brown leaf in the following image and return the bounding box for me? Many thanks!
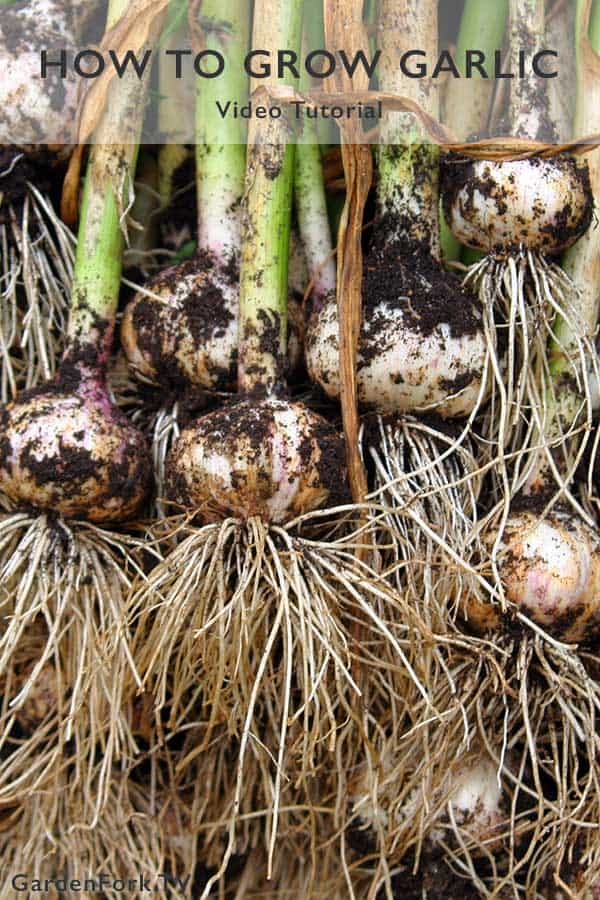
[323,1,370,510]
[263,85,600,159]
[61,0,168,223]
[76,0,169,146]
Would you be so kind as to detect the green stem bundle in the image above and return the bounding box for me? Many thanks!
[294,29,336,305]
[157,0,191,208]
[195,0,250,262]
[238,3,303,394]
[67,0,150,371]
[444,0,508,142]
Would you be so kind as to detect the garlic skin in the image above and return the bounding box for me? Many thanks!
[460,590,502,635]
[121,258,239,390]
[348,751,506,853]
[497,509,600,641]
[306,293,486,418]
[165,398,345,524]
[448,757,505,846]
[348,749,396,834]
[442,157,592,256]
[0,387,151,523]
[286,291,306,378]
[0,1,83,144]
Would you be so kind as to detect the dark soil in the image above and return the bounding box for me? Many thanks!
[383,853,485,900]
[302,416,348,507]
[131,296,190,388]
[510,487,559,517]
[0,148,57,225]
[183,281,233,348]
[131,252,237,390]
[0,407,12,472]
[360,236,481,372]
[19,436,98,489]
[241,310,287,390]
[256,309,282,360]
[159,155,197,252]
[107,438,150,503]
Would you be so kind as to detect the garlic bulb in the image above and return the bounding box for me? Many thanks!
[306,244,487,418]
[349,750,507,852]
[448,756,505,846]
[442,157,592,256]
[497,508,600,641]
[121,257,305,390]
[165,397,345,523]
[0,384,151,522]
[121,256,239,390]
[0,0,85,144]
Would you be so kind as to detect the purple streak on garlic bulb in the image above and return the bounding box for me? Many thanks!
[497,508,600,641]
[0,364,151,523]
[165,397,345,524]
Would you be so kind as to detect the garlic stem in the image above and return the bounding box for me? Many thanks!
[195,0,250,264]
[237,0,302,394]
[158,1,191,207]
[294,29,336,305]
[67,0,159,372]
[509,0,553,140]
[376,0,440,255]
[444,0,508,142]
